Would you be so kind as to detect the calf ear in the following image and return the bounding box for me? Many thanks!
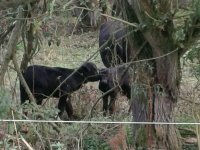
[80,63,92,74]
[77,63,90,76]
[81,63,96,73]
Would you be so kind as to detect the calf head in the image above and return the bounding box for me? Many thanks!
[78,62,100,82]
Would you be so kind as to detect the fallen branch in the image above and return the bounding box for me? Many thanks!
[20,134,34,150]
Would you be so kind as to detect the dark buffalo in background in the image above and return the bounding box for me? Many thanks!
[99,20,131,68]
[98,20,136,116]
[98,66,131,116]
[98,20,149,115]
[20,62,99,120]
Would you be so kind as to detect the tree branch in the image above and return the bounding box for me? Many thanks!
[0,24,15,46]
[0,0,39,10]
[0,6,24,85]
[12,53,35,103]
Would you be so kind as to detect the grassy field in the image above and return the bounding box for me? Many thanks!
[30,30,131,121]
[0,29,199,149]
[0,30,134,149]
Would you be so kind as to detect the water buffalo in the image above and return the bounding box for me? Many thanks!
[98,66,131,116]
[99,20,131,68]
[20,62,99,119]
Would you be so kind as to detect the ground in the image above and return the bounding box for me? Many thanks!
[0,30,134,149]
[0,29,199,149]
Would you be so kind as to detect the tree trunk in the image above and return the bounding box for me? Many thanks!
[0,6,24,85]
[122,0,182,149]
[20,5,35,72]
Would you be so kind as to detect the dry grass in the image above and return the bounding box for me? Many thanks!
[173,63,200,148]
[0,30,133,149]
[33,31,102,68]
[2,29,199,149]
[13,30,131,121]
[174,66,200,122]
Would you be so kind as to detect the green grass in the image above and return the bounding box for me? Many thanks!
[0,30,133,149]
[1,29,200,149]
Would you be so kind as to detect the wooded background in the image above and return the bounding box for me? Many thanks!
[0,0,200,149]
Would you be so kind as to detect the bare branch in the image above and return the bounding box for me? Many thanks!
[20,135,34,150]
[0,0,39,10]
[0,24,15,46]
[0,7,24,85]
[12,53,35,103]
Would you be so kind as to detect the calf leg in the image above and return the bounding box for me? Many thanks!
[20,84,29,104]
[103,95,109,116]
[109,93,117,115]
[58,95,74,120]
[122,84,132,113]
[36,98,43,105]
[58,96,67,119]
[65,98,73,119]
[122,84,131,99]
[20,85,32,116]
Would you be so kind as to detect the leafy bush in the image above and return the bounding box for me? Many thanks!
[183,41,200,78]
[0,87,12,119]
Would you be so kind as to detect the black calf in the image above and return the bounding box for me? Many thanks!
[98,66,131,116]
[20,62,99,119]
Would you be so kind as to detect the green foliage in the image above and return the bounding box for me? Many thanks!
[192,0,200,17]
[51,142,65,150]
[135,126,147,149]
[82,125,134,150]
[184,45,200,63]
[126,125,134,146]
[83,136,107,150]
[176,115,196,130]
[49,0,56,18]
[183,41,200,77]
[173,9,192,48]
[82,123,109,149]
[16,41,24,51]
[173,0,200,49]
[21,101,59,120]
[175,28,186,43]
[0,88,12,119]
[183,143,198,150]
[181,0,200,76]
[0,139,18,150]
[79,0,89,6]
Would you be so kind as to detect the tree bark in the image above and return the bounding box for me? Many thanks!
[20,5,35,72]
[123,0,182,149]
[0,6,24,85]
[12,52,36,110]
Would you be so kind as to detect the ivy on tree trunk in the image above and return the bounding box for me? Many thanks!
[121,0,183,149]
